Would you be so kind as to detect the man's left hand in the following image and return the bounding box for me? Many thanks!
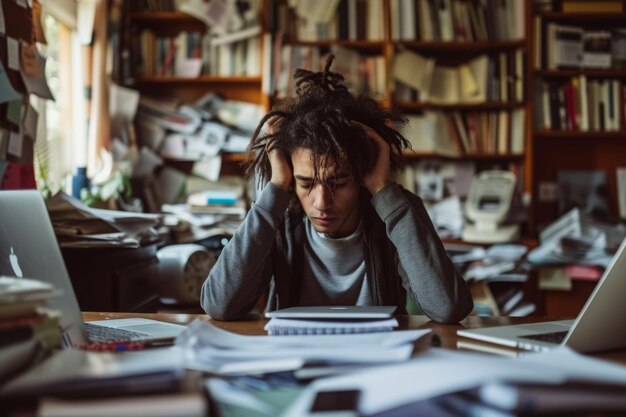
[353,121,391,195]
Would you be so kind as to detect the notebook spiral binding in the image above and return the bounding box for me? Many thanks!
[266,325,396,336]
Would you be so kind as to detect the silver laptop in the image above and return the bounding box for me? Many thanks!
[266,306,397,319]
[458,237,626,353]
[0,190,185,347]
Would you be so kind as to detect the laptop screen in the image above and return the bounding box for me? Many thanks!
[0,190,87,346]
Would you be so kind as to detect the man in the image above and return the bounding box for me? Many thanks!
[201,56,473,323]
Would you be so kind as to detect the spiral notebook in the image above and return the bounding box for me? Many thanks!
[264,317,399,336]
[265,306,397,319]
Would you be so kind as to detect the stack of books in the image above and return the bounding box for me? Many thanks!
[0,276,62,384]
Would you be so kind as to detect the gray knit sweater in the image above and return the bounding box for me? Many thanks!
[201,182,473,323]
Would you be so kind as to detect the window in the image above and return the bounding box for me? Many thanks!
[33,13,73,195]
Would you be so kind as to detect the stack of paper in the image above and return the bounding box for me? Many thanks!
[282,347,626,416]
[0,276,63,383]
[175,319,430,375]
[45,193,162,248]
[528,208,626,267]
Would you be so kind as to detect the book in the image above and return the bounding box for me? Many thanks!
[456,339,524,358]
[0,276,55,302]
[617,168,626,220]
[0,347,186,400]
[264,317,398,336]
[187,190,241,206]
[392,50,435,99]
[547,24,583,69]
[403,113,461,157]
[38,393,206,417]
[0,276,60,319]
[478,381,626,414]
[557,170,609,218]
[613,29,626,69]
[562,1,624,13]
[583,31,612,69]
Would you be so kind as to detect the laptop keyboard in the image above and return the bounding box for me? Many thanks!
[519,330,568,344]
[85,323,149,343]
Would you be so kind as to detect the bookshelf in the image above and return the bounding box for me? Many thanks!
[118,3,268,177]
[122,12,264,100]
[530,2,626,231]
[267,0,531,195]
[116,0,626,237]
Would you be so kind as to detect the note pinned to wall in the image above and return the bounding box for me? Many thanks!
[20,41,40,76]
[23,104,38,141]
[0,129,8,159]
[0,61,19,104]
[7,37,20,71]
[617,168,626,220]
[21,48,54,100]
[0,2,6,34]
[32,0,46,44]
[8,130,23,158]
[6,99,22,125]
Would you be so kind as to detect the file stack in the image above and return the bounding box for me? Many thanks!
[176,319,430,376]
[0,276,62,384]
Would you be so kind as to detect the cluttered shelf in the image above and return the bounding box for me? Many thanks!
[538,11,626,23]
[162,152,247,167]
[129,11,205,26]
[534,130,626,140]
[133,76,263,85]
[284,40,386,53]
[535,69,626,78]
[395,101,526,111]
[403,152,524,161]
[529,1,626,234]
[442,237,538,249]
[395,39,525,53]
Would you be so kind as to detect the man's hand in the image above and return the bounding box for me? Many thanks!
[267,118,292,192]
[353,121,391,195]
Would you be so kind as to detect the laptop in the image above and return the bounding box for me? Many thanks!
[0,190,186,347]
[265,306,397,319]
[457,237,626,353]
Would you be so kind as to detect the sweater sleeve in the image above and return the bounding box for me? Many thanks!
[200,183,291,320]
[370,182,473,323]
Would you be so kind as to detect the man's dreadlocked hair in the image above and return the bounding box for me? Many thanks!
[244,54,411,196]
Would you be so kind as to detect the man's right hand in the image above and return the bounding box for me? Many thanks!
[268,143,292,192]
[267,118,292,192]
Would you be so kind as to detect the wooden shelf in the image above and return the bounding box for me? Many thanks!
[285,40,386,53]
[130,12,203,24]
[535,69,626,79]
[134,76,262,85]
[164,153,247,163]
[538,11,626,24]
[396,101,525,111]
[534,130,626,140]
[221,152,247,163]
[395,39,525,53]
[403,151,524,161]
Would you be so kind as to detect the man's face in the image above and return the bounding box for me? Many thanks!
[291,147,361,238]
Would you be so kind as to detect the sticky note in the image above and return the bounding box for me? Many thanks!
[8,130,23,158]
[7,37,20,71]
[0,3,6,34]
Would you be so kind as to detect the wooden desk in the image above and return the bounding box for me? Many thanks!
[82,312,626,365]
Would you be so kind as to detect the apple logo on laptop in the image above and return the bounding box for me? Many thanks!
[9,247,23,278]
